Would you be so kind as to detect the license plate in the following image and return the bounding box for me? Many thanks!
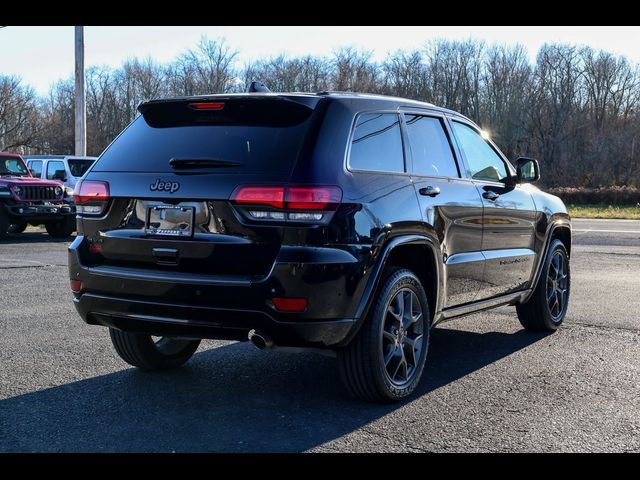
[146,205,195,237]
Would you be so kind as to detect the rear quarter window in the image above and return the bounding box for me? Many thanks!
[348,113,405,173]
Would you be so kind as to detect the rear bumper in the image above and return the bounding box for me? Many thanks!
[69,235,370,348]
[74,293,355,347]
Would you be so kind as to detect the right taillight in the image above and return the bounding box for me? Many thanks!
[74,180,110,215]
[230,185,342,224]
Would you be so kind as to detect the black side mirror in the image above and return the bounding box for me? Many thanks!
[53,170,67,182]
[515,157,540,184]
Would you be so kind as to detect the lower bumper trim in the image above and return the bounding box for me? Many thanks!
[75,293,356,348]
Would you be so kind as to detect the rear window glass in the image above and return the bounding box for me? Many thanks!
[94,101,315,174]
[68,159,95,177]
[349,113,405,173]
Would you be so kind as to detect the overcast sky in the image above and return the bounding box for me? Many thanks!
[2,26,639,95]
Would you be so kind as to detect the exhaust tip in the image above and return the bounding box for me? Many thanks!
[248,329,273,350]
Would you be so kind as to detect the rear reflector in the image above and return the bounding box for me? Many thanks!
[272,297,308,312]
[70,279,83,293]
[88,242,102,254]
[188,102,225,111]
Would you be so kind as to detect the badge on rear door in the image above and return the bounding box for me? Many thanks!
[150,179,180,193]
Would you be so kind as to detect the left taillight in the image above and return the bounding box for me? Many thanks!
[74,180,110,215]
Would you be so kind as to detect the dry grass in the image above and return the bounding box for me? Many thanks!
[568,204,640,220]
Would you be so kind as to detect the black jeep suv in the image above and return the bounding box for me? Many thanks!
[69,92,571,402]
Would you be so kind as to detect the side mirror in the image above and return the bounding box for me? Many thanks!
[515,157,540,184]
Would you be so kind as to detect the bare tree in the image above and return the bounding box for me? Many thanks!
[5,36,640,188]
[0,76,39,151]
[331,47,382,93]
[168,37,239,96]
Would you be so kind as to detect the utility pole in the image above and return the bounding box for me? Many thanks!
[74,26,86,156]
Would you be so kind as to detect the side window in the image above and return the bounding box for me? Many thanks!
[29,160,43,178]
[349,113,405,173]
[46,161,66,180]
[404,115,459,178]
[451,121,508,182]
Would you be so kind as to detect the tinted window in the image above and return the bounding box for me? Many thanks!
[46,161,66,180]
[29,160,43,177]
[451,121,508,182]
[94,109,313,174]
[405,115,458,177]
[349,113,404,173]
[68,159,95,177]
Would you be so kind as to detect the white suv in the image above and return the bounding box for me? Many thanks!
[23,155,97,200]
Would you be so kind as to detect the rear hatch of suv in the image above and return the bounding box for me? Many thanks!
[77,95,324,281]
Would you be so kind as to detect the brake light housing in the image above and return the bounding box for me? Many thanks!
[188,102,225,111]
[74,181,110,215]
[230,185,342,224]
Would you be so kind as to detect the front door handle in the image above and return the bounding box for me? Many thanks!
[483,190,500,201]
[419,186,441,197]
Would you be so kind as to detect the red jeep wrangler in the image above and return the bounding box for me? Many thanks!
[0,153,76,239]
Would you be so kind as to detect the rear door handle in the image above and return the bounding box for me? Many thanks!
[482,191,500,201]
[419,186,441,197]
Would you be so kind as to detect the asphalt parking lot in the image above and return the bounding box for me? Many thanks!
[1,218,639,452]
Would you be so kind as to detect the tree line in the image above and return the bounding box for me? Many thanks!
[1,36,639,188]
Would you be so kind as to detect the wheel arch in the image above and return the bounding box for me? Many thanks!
[522,220,572,304]
[341,234,443,346]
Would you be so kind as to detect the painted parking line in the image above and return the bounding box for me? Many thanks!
[573,229,640,234]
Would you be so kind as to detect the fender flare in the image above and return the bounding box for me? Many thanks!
[340,234,443,346]
[522,219,572,303]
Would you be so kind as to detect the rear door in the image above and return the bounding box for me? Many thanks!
[403,112,485,307]
[449,119,537,299]
[78,96,321,280]
[46,160,66,183]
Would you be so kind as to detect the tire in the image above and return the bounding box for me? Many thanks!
[517,239,570,332]
[8,221,28,234]
[0,208,9,239]
[109,328,201,370]
[44,216,76,238]
[338,268,430,403]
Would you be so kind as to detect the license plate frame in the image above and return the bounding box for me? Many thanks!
[145,205,195,238]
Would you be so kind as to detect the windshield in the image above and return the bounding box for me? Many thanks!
[68,159,95,177]
[0,156,29,177]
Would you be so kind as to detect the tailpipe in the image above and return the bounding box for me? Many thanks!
[248,329,274,351]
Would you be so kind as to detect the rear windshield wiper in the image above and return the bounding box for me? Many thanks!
[169,158,243,169]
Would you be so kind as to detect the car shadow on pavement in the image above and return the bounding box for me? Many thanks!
[0,231,74,244]
[0,326,548,452]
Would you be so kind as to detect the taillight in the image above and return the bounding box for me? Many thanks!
[74,181,110,215]
[286,187,342,210]
[233,186,285,209]
[230,185,342,224]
